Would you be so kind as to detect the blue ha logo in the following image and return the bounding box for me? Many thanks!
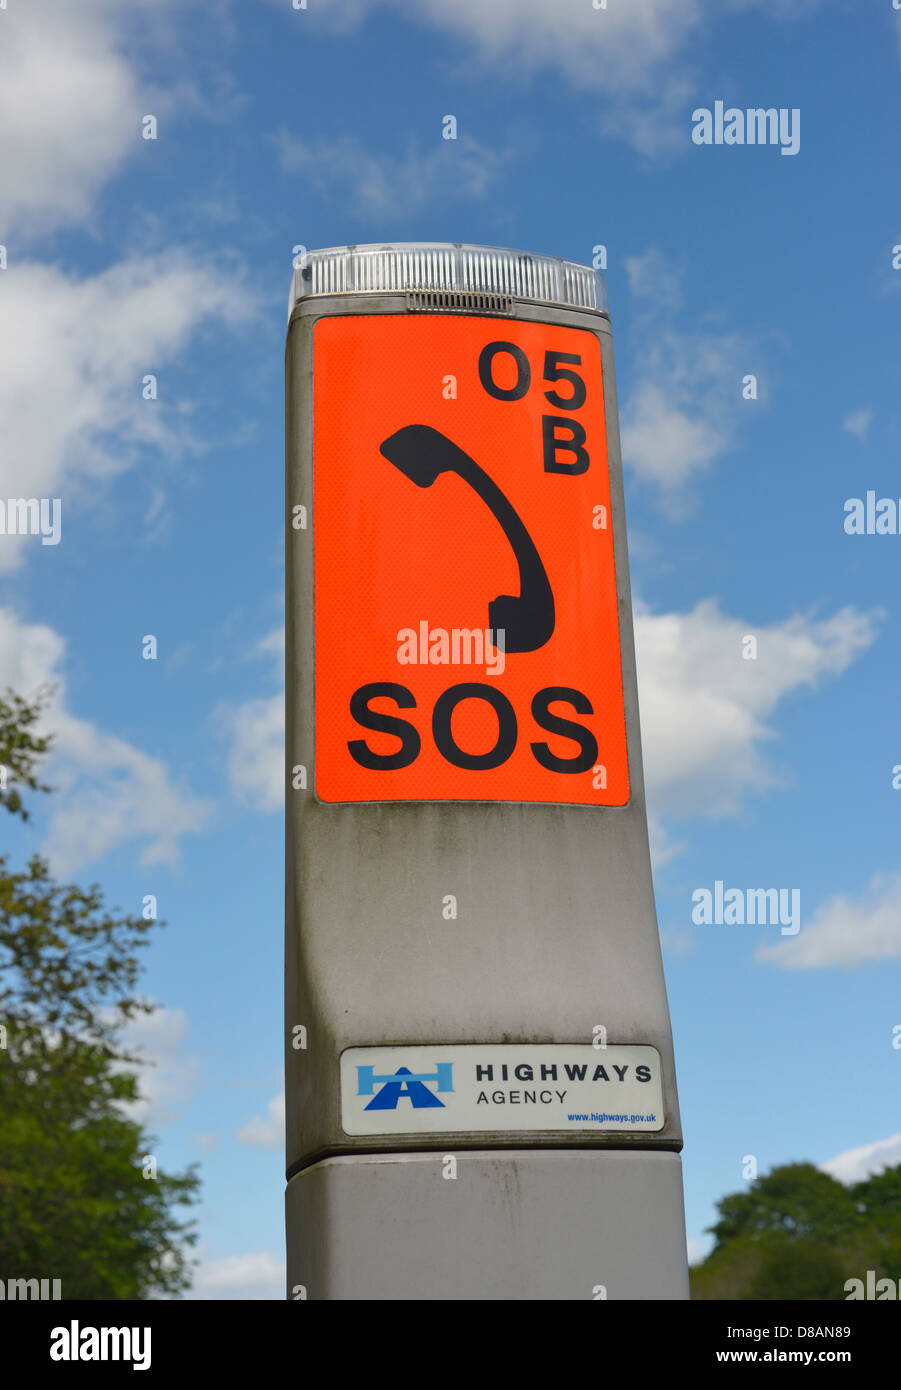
[357,1062,454,1110]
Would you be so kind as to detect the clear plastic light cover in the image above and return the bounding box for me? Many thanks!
[289,243,608,316]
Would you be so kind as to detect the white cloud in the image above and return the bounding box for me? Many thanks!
[0,605,64,698]
[45,711,214,874]
[687,1235,713,1266]
[286,0,698,89]
[284,0,821,156]
[222,694,284,812]
[624,381,731,501]
[0,253,256,570]
[756,872,901,970]
[648,815,684,870]
[117,1005,200,1129]
[0,0,176,238]
[635,600,879,821]
[621,250,748,508]
[625,247,685,311]
[398,0,704,89]
[255,628,285,663]
[661,925,695,956]
[842,408,873,443]
[190,1250,284,1300]
[0,606,212,873]
[275,131,507,218]
[821,1133,901,1185]
[236,1091,285,1150]
[217,626,284,813]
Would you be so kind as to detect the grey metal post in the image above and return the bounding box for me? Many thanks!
[285,243,688,1300]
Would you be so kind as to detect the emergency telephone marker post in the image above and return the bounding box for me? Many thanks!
[285,243,689,1300]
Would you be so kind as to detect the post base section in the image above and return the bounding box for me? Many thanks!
[286,1148,689,1300]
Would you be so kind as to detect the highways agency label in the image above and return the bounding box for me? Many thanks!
[340,1043,664,1136]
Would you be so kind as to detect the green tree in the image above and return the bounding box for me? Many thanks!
[691,1161,900,1300]
[0,686,53,820]
[709,1162,865,1247]
[0,688,199,1298]
[850,1165,901,1273]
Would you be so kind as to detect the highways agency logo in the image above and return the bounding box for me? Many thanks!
[357,1062,454,1111]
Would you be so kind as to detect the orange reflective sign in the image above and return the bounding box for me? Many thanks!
[313,314,629,805]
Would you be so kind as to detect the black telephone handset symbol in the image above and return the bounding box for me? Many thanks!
[379,424,555,655]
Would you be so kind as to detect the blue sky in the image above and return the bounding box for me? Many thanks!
[1,0,900,1296]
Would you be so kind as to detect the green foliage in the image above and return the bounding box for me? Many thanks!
[0,853,155,1041]
[0,1027,199,1298]
[691,1161,901,1300]
[709,1162,866,1247]
[0,686,54,820]
[0,690,199,1298]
